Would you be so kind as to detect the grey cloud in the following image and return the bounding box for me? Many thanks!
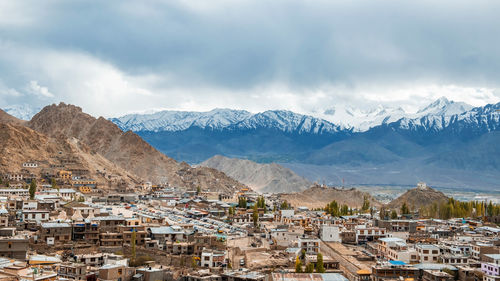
[1,0,500,115]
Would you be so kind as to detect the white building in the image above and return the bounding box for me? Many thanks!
[320,225,341,242]
[22,210,50,223]
[298,237,320,254]
[200,249,226,268]
[416,244,440,263]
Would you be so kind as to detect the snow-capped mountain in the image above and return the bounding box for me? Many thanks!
[2,104,41,120]
[317,104,407,131]
[394,101,500,133]
[317,96,473,132]
[111,109,346,134]
[111,97,475,134]
[415,96,473,117]
[111,108,253,132]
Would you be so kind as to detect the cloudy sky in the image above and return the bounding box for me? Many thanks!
[1,0,500,117]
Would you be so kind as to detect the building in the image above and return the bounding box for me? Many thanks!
[0,237,29,260]
[482,254,500,281]
[39,222,72,244]
[320,225,341,242]
[200,249,226,268]
[58,262,87,280]
[416,244,440,263]
[355,226,386,244]
[298,237,320,254]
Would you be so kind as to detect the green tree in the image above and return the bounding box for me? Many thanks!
[401,202,410,215]
[131,230,136,263]
[362,195,370,212]
[252,203,259,227]
[238,197,247,209]
[281,201,289,210]
[51,178,57,189]
[29,179,37,200]
[340,204,349,216]
[196,186,201,195]
[316,253,325,273]
[305,263,314,273]
[295,256,303,273]
[391,210,398,219]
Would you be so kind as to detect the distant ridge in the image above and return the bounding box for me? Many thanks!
[200,155,312,193]
[280,185,381,209]
[387,182,449,210]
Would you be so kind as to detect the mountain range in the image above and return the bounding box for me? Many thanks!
[4,98,500,191]
[106,98,500,190]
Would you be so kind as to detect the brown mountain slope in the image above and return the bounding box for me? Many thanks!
[27,103,246,192]
[0,109,24,125]
[200,155,312,193]
[0,122,140,186]
[386,183,448,210]
[280,185,381,209]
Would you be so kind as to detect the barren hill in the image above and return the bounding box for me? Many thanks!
[0,109,24,125]
[0,122,140,187]
[27,103,245,192]
[200,155,312,193]
[280,185,381,209]
[387,183,448,210]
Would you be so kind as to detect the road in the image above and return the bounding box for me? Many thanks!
[320,242,360,281]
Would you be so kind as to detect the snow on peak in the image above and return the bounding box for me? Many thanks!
[416,97,472,117]
[2,104,41,120]
[112,108,344,134]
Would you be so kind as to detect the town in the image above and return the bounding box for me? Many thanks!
[0,160,498,281]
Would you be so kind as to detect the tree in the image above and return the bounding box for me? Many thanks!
[252,203,259,227]
[391,210,398,219]
[51,178,57,189]
[131,230,137,263]
[295,256,303,273]
[401,202,410,215]
[362,195,370,212]
[29,179,37,200]
[280,201,289,210]
[316,253,325,273]
[196,186,201,195]
[238,197,247,209]
[305,263,314,273]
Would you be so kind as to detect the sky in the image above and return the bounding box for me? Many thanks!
[1,0,500,117]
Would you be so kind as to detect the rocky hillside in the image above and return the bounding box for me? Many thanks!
[0,109,24,125]
[280,185,381,209]
[26,103,246,193]
[200,155,311,193]
[0,122,140,187]
[387,183,449,210]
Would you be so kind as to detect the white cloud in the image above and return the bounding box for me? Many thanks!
[27,80,54,98]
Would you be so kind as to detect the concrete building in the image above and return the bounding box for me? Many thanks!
[320,225,341,242]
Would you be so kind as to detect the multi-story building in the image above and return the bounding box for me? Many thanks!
[58,263,87,280]
[320,225,341,242]
[200,249,226,268]
[355,225,387,244]
[298,237,320,254]
[39,222,72,244]
[416,244,440,263]
[482,254,500,281]
[0,236,29,260]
